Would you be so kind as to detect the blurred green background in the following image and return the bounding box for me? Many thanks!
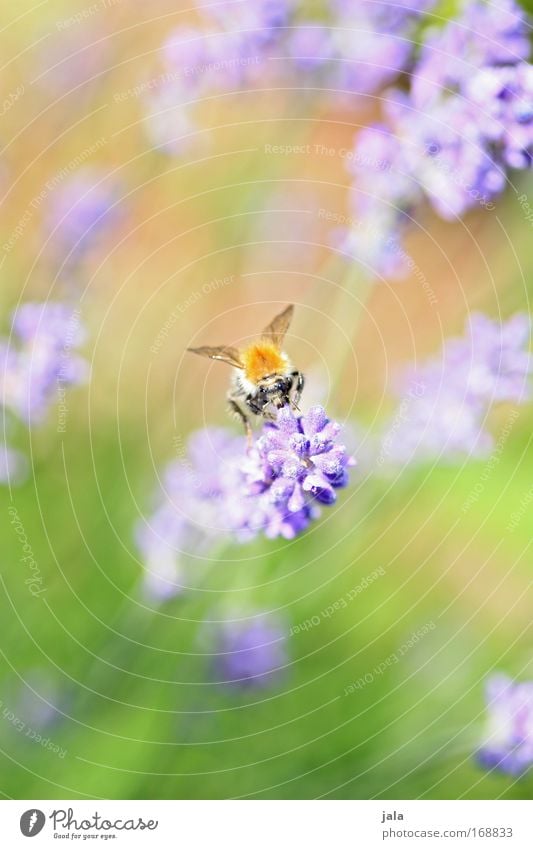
[0,0,532,799]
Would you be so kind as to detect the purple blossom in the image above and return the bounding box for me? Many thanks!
[478,674,533,775]
[464,63,533,170]
[200,0,294,44]
[334,0,436,31]
[379,313,531,465]
[213,614,287,688]
[451,312,532,404]
[46,170,121,264]
[330,16,412,96]
[146,0,438,155]
[384,91,507,220]
[341,0,533,277]
[250,405,355,537]
[163,26,262,91]
[136,406,354,579]
[286,24,335,72]
[337,124,417,276]
[0,442,28,485]
[18,670,65,729]
[412,0,531,108]
[3,302,87,423]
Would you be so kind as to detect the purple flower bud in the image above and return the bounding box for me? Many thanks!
[477,674,533,775]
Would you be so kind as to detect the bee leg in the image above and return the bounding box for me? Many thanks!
[228,396,253,448]
[291,371,305,409]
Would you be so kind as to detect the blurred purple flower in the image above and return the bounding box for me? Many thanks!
[338,124,418,276]
[163,26,262,92]
[412,0,531,108]
[4,302,87,424]
[47,170,121,264]
[18,670,65,729]
[342,0,533,277]
[200,0,294,44]
[0,442,28,485]
[147,0,438,155]
[287,24,335,72]
[451,312,532,404]
[330,0,437,95]
[214,614,287,688]
[385,91,507,220]
[478,674,533,775]
[379,313,531,465]
[464,63,533,170]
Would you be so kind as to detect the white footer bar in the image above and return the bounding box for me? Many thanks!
[2,800,532,848]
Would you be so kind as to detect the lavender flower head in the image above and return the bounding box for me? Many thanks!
[214,614,287,689]
[248,405,355,538]
[478,674,533,775]
[136,406,354,587]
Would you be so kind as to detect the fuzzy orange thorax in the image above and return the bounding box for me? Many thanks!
[241,342,289,383]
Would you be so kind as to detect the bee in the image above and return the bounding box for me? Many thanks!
[187,304,304,438]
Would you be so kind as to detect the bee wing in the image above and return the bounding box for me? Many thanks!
[187,345,244,369]
[261,304,294,348]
